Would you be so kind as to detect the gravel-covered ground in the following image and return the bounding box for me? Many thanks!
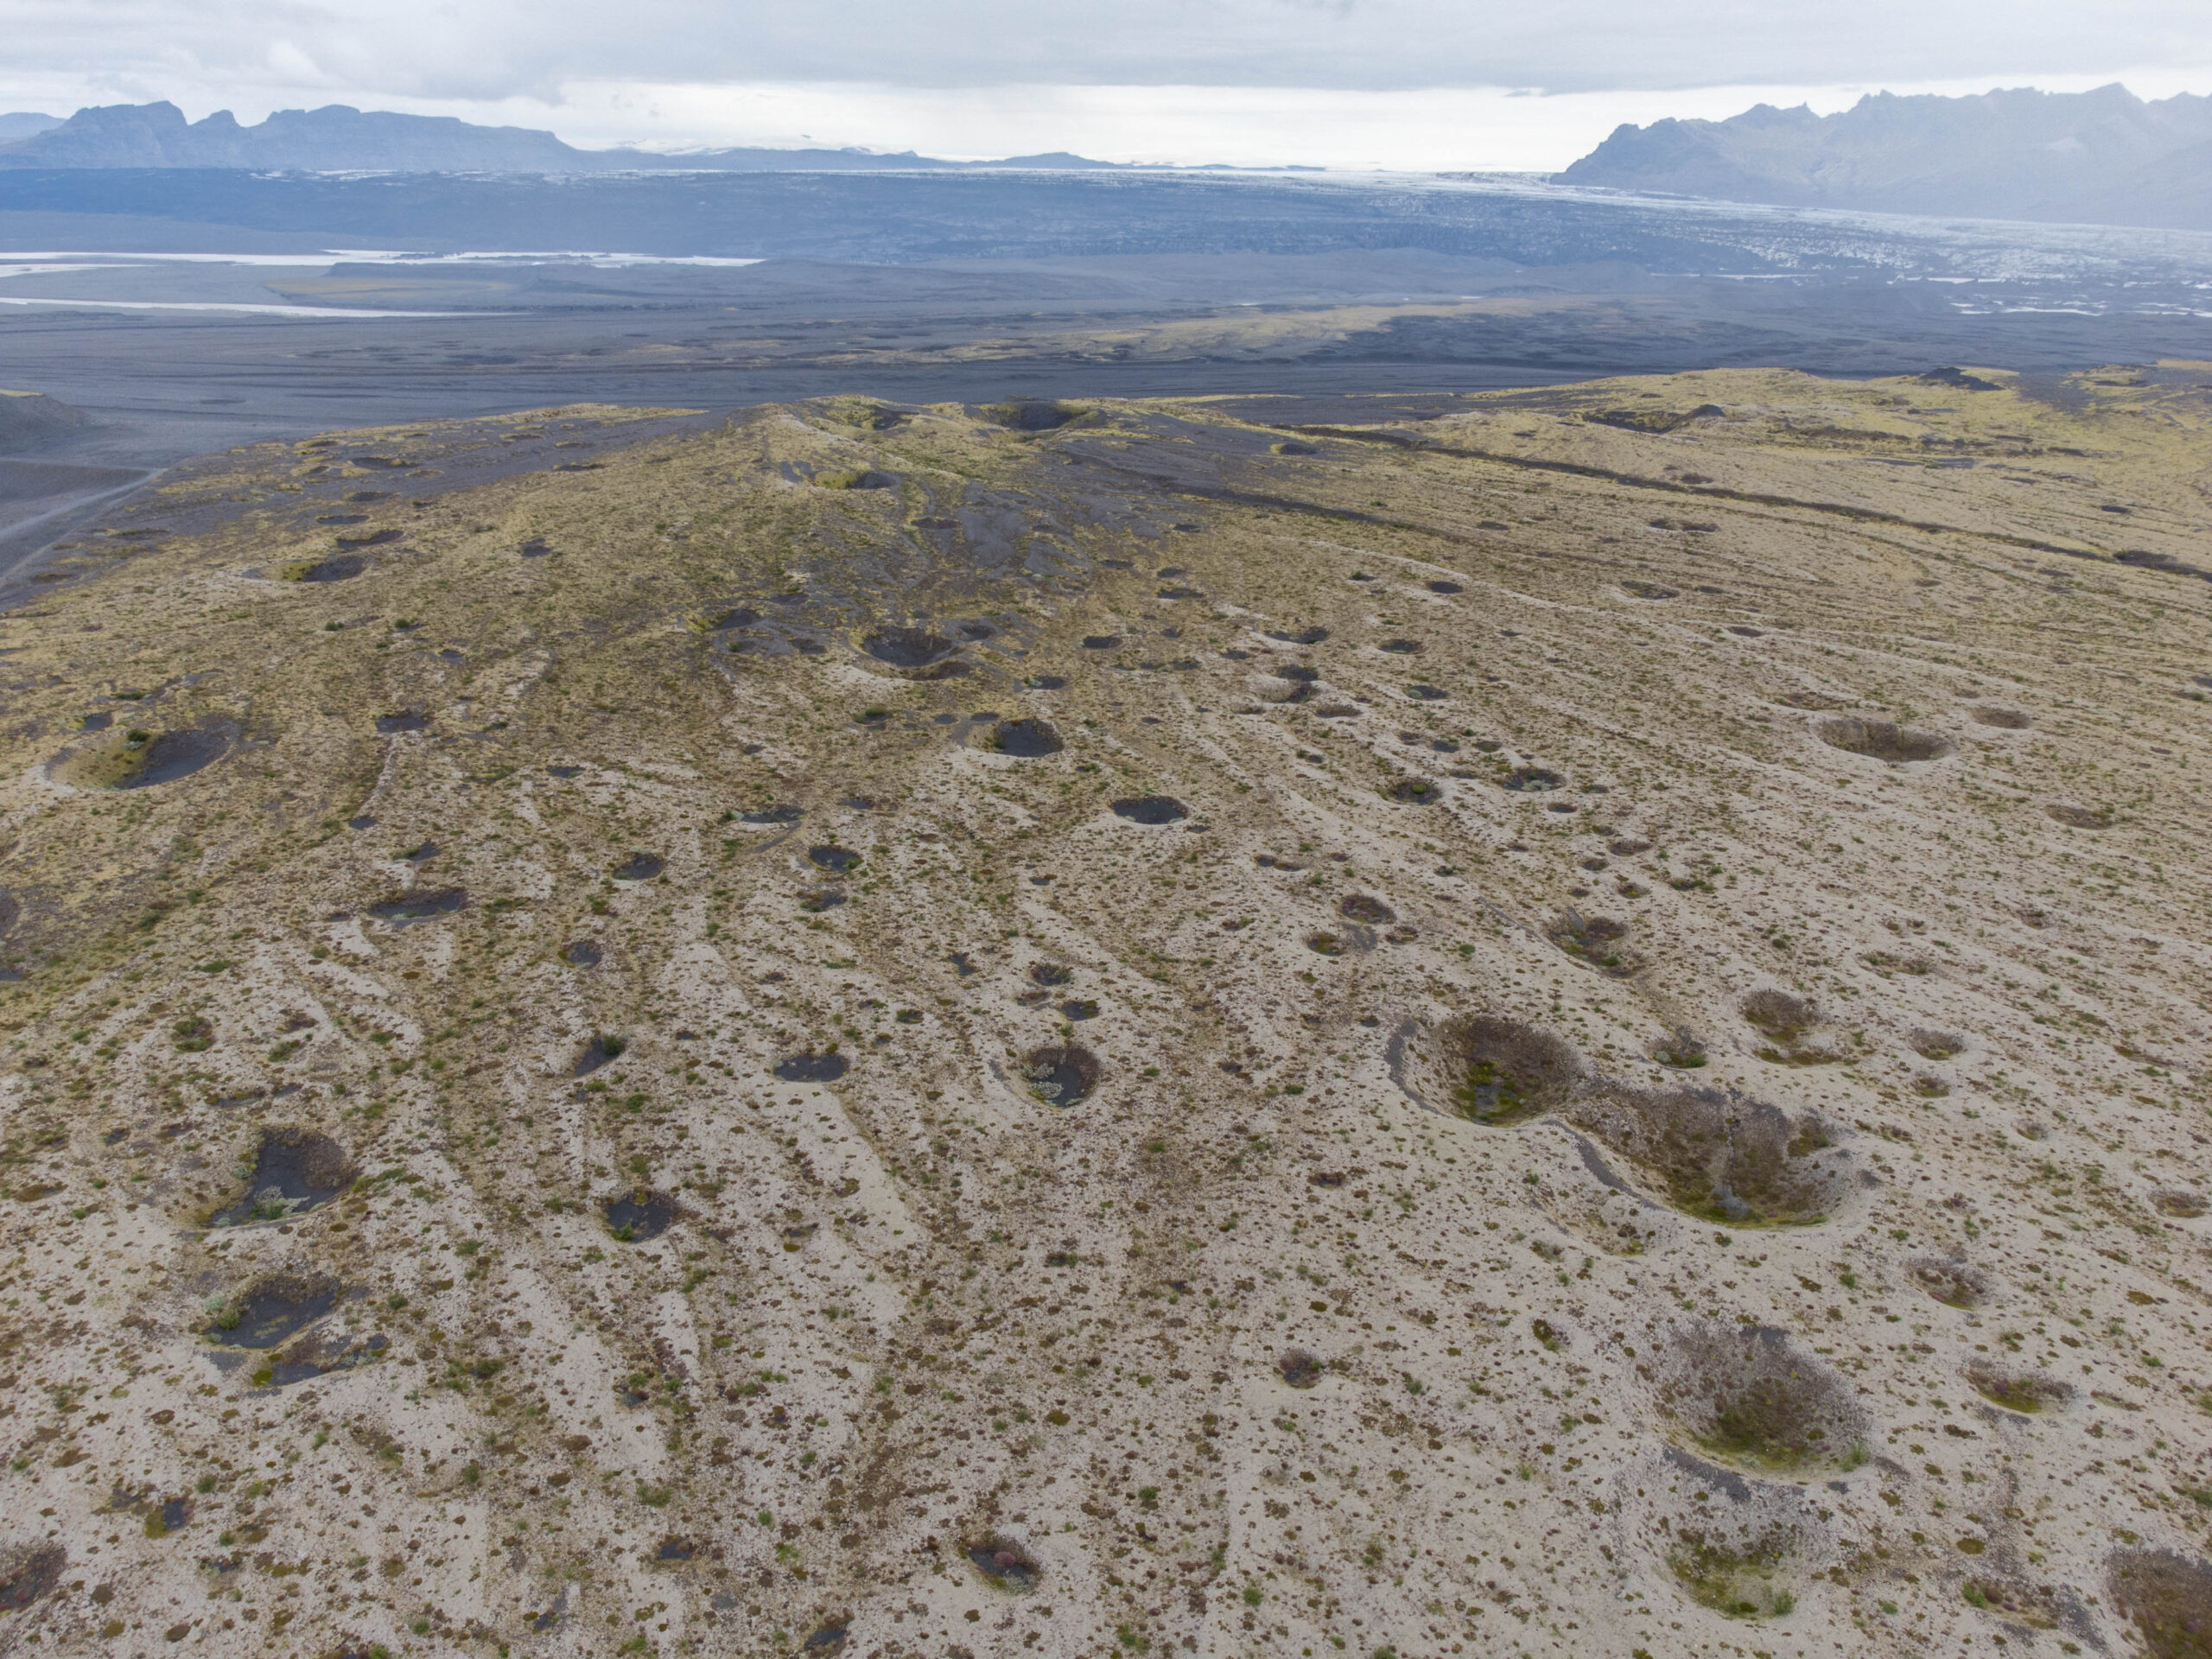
[0,365,2206,1657]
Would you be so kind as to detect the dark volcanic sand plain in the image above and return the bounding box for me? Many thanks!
[4,166,2212,578]
[0,367,2206,1656]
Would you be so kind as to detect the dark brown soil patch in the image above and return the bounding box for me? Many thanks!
[60,723,233,791]
[1440,1014,1579,1125]
[1815,718,1953,763]
[279,552,368,582]
[1083,635,1123,650]
[211,1128,355,1227]
[655,1536,696,1562]
[798,888,846,912]
[1278,1348,1323,1389]
[575,1035,626,1076]
[565,940,602,969]
[1339,894,1395,925]
[776,1052,849,1084]
[1667,1522,1798,1621]
[1029,963,1075,987]
[1379,639,1422,653]
[0,1543,65,1611]
[988,718,1063,757]
[1566,1085,1841,1225]
[2110,1548,2212,1659]
[1547,911,1638,976]
[741,804,803,824]
[1622,580,1679,599]
[1910,1258,1989,1308]
[606,1190,674,1242]
[1608,837,1652,856]
[613,853,664,881]
[1385,777,1440,804]
[1407,684,1447,700]
[368,887,466,925]
[1964,1360,2071,1414]
[1650,1030,1707,1069]
[1909,1029,1964,1060]
[982,399,1090,431]
[968,1535,1042,1592]
[1741,990,1815,1043]
[374,709,429,734]
[1972,706,2032,728]
[1274,664,1320,683]
[1268,626,1330,645]
[1502,766,1562,791]
[210,1274,339,1349]
[1428,580,1463,594]
[804,1622,849,1651]
[808,846,862,873]
[1306,932,1345,957]
[1060,1000,1097,1021]
[1112,796,1188,824]
[862,626,956,668]
[2047,803,2113,829]
[1593,404,1723,434]
[1653,1324,1867,1473]
[1023,1045,1099,1107]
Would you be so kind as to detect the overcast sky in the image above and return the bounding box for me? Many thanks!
[3,0,2206,168]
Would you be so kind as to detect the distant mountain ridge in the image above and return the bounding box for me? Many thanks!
[1556,83,2212,232]
[0,101,1167,175]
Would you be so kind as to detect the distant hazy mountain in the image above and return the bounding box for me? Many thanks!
[0,101,1157,175]
[1557,83,2212,231]
[0,102,588,171]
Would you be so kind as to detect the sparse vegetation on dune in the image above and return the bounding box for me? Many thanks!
[0,368,2204,1656]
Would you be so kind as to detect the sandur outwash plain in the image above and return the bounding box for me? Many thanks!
[0,365,2206,1659]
